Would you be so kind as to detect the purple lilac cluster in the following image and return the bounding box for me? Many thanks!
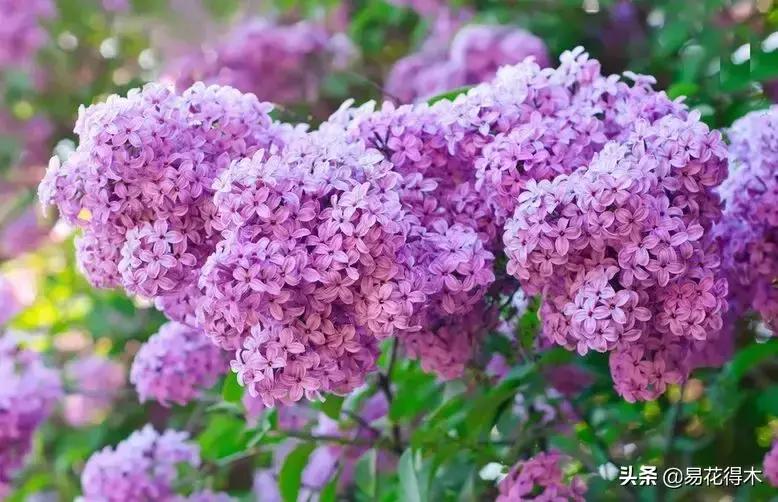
[386,23,548,103]
[208,125,400,406]
[39,82,286,305]
[717,107,778,331]
[496,450,586,501]
[765,439,778,487]
[130,322,226,406]
[169,19,354,106]
[80,425,227,502]
[64,355,125,427]
[477,50,728,401]
[0,336,62,496]
[43,48,730,405]
[0,0,54,68]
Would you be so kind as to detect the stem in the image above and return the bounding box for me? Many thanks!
[378,339,403,454]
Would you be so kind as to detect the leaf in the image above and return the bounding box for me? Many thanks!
[197,414,247,460]
[427,86,473,105]
[222,371,243,403]
[279,442,316,502]
[319,475,339,502]
[354,449,378,499]
[398,449,423,502]
[724,339,778,382]
[320,394,345,420]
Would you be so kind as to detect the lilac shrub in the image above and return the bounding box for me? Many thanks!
[0,336,62,496]
[130,321,226,406]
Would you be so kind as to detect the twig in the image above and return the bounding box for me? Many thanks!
[378,339,403,454]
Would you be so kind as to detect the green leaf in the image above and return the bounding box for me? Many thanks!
[197,414,247,460]
[319,475,340,502]
[427,86,473,105]
[222,371,243,403]
[279,442,316,502]
[354,448,378,499]
[725,339,778,382]
[398,449,423,502]
[320,394,345,420]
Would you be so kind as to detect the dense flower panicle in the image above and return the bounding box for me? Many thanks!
[0,0,54,68]
[765,439,778,487]
[130,321,226,406]
[497,451,586,502]
[169,19,354,105]
[386,23,548,103]
[64,355,125,427]
[204,126,404,405]
[39,82,284,309]
[80,426,200,502]
[717,106,778,330]
[0,336,62,493]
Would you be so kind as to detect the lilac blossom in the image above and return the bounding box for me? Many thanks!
[496,450,587,501]
[80,426,201,502]
[765,439,778,487]
[130,322,226,406]
[717,106,778,331]
[0,336,62,494]
[168,19,354,106]
[0,0,54,69]
[386,23,548,103]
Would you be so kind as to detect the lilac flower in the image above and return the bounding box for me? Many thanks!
[130,322,227,406]
[386,23,548,103]
[496,450,587,501]
[0,0,54,69]
[80,426,200,502]
[0,336,62,492]
[168,19,354,106]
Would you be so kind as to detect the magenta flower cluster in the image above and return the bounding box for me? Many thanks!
[80,425,229,502]
[496,450,587,501]
[717,106,778,332]
[0,0,54,69]
[0,336,62,496]
[39,81,287,300]
[169,19,354,106]
[386,23,548,103]
[130,322,226,406]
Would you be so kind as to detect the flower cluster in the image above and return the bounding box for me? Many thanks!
[483,50,728,401]
[80,425,227,502]
[39,82,286,309]
[205,126,401,406]
[64,355,125,427]
[717,106,778,331]
[0,0,54,68]
[0,336,62,495]
[130,322,226,406]
[168,19,354,106]
[765,439,778,487]
[386,23,548,103]
[496,450,587,501]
